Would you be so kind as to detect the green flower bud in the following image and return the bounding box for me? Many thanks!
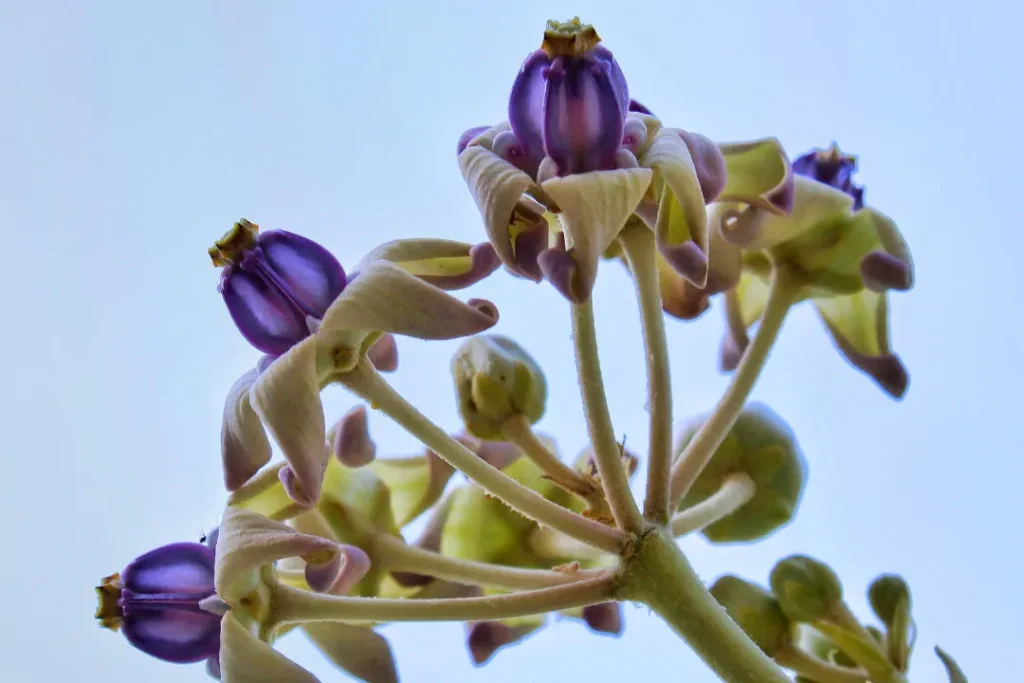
[676,402,806,542]
[770,555,843,623]
[868,573,911,627]
[710,575,792,656]
[452,335,547,440]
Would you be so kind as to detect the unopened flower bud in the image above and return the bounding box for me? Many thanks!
[508,17,630,177]
[770,555,844,623]
[211,219,346,356]
[331,405,377,468]
[452,335,547,440]
[710,575,792,656]
[675,402,806,542]
[868,573,912,627]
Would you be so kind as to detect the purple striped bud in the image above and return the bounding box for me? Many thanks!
[508,18,630,177]
[792,144,865,210]
[210,219,347,355]
[95,543,221,667]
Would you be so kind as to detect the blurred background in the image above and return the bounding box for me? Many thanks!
[1,1,1020,680]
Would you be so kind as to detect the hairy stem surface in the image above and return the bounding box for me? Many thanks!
[571,298,645,534]
[669,265,797,504]
[339,362,626,553]
[502,414,597,501]
[670,472,756,537]
[618,225,675,525]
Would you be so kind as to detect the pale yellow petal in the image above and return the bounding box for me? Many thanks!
[730,175,853,250]
[220,612,320,683]
[640,128,708,269]
[718,138,792,212]
[304,623,398,683]
[540,167,653,299]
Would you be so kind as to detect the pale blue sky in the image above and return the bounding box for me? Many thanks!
[1,1,1020,681]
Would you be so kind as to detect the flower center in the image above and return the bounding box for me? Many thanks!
[541,17,601,57]
[208,218,260,266]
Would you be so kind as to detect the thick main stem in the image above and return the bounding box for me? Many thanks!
[669,265,797,504]
[618,225,675,525]
[270,572,614,625]
[571,298,645,534]
[338,362,626,553]
[670,472,756,537]
[622,530,790,683]
[372,532,601,591]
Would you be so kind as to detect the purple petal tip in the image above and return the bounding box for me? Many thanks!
[860,251,913,292]
[660,242,709,287]
[278,466,319,508]
[538,248,584,303]
[582,602,623,636]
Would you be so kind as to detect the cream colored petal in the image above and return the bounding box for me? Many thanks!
[458,143,537,270]
[357,238,499,291]
[304,623,398,683]
[215,506,341,602]
[250,338,327,506]
[220,612,320,683]
[717,138,793,212]
[640,128,709,285]
[317,260,499,365]
[540,167,653,299]
[725,175,853,250]
[221,368,272,491]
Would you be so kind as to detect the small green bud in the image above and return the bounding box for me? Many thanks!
[676,402,807,542]
[709,575,792,656]
[868,573,911,627]
[451,335,547,440]
[770,555,844,623]
[866,625,885,645]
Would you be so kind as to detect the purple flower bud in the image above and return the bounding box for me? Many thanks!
[95,543,221,667]
[508,18,629,177]
[210,219,347,355]
[792,144,865,210]
[628,99,653,115]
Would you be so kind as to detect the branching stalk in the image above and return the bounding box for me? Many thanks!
[501,414,598,501]
[670,472,756,537]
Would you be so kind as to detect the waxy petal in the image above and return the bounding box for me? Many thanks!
[304,623,398,683]
[457,125,490,156]
[459,137,541,275]
[723,175,853,250]
[123,543,216,596]
[227,463,306,522]
[304,545,371,595]
[221,268,311,356]
[317,260,499,366]
[508,51,550,174]
[358,239,500,290]
[639,128,709,286]
[250,338,326,507]
[121,604,221,665]
[221,369,272,491]
[220,612,319,683]
[214,506,342,602]
[717,138,793,213]
[679,131,727,204]
[367,452,455,527]
[814,289,909,399]
[852,208,915,292]
[330,405,377,468]
[258,230,346,318]
[540,167,653,300]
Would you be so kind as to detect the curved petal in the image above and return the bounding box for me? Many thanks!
[258,230,347,317]
[458,141,540,274]
[367,452,455,528]
[304,623,398,683]
[508,51,550,171]
[214,506,343,603]
[679,131,727,204]
[466,617,545,666]
[317,261,499,365]
[639,128,709,286]
[249,337,327,506]
[220,612,320,683]
[725,175,854,250]
[358,239,500,290]
[227,463,306,522]
[814,289,909,399]
[854,207,915,291]
[330,405,377,468]
[540,167,652,300]
[717,138,793,213]
[222,369,272,491]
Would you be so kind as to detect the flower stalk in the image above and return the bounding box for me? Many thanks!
[671,472,756,537]
[501,413,599,501]
[337,361,627,553]
[618,224,675,524]
[669,263,799,504]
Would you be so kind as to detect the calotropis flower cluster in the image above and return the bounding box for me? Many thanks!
[97,16,966,683]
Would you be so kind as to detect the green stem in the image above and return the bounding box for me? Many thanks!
[670,472,756,537]
[571,297,645,534]
[501,414,598,501]
[621,530,790,683]
[669,265,797,504]
[618,225,675,525]
[774,645,869,683]
[338,362,626,553]
[269,572,615,626]
[372,532,599,591]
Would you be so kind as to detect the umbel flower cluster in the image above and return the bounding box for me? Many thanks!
[96,17,966,683]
